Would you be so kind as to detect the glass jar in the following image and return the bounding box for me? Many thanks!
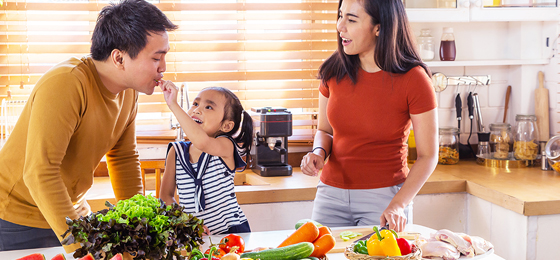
[489,123,513,159]
[513,115,539,160]
[438,127,459,165]
[418,29,435,61]
[439,27,456,61]
[545,135,560,173]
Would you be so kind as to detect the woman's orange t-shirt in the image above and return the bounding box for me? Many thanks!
[319,66,437,189]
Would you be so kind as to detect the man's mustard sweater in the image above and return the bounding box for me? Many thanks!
[0,56,142,251]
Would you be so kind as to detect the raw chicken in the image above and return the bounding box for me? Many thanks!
[458,233,494,255]
[434,229,475,258]
[417,236,461,260]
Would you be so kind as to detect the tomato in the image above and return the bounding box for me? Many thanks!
[204,248,226,258]
[219,234,245,254]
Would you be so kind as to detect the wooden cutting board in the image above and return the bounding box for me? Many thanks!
[329,227,421,253]
[330,227,374,253]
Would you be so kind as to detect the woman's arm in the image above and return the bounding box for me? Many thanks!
[380,108,439,232]
[160,146,178,206]
[301,93,333,176]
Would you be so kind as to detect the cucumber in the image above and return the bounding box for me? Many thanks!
[240,242,314,260]
[295,219,323,230]
[297,257,320,260]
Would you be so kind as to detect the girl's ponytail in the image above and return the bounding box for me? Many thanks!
[235,110,253,156]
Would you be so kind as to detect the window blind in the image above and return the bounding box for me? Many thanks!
[0,0,338,143]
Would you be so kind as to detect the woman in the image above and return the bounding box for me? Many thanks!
[300,0,438,232]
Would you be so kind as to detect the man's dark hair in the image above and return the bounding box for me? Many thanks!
[91,0,178,61]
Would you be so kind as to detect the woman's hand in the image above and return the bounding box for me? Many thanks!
[159,80,179,106]
[380,203,407,232]
[300,152,325,176]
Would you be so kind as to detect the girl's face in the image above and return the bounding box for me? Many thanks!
[337,0,379,58]
[188,89,234,137]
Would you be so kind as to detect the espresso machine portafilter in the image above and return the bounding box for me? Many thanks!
[250,107,293,177]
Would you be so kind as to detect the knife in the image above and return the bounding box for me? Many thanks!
[353,225,387,242]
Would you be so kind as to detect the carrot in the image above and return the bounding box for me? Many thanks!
[316,226,332,240]
[278,221,320,248]
[310,234,336,257]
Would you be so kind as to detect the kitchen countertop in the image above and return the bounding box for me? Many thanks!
[0,224,505,260]
[87,159,560,216]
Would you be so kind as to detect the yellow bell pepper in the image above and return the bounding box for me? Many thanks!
[366,226,402,257]
[366,236,384,256]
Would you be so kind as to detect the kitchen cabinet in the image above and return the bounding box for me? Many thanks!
[403,0,560,140]
[405,0,559,22]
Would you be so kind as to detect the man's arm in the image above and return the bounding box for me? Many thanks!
[105,98,142,201]
[22,75,84,252]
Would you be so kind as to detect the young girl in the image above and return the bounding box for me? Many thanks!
[159,82,253,235]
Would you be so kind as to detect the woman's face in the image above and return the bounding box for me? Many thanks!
[336,0,379,58]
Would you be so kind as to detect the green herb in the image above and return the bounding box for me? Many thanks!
[61,194,205,260]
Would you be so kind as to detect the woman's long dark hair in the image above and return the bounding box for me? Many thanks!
[318,0,430,84]
[207,87,253,157]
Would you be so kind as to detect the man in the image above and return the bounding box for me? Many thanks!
[0,0,177,252]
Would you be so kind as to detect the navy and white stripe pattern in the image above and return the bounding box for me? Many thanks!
[170,139,248,234]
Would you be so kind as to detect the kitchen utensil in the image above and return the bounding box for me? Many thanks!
[535,71,549,142]
[473,93,485,133]
[455,93,462,132]
[503,85,511,123]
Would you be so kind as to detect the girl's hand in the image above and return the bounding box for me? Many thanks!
[203,225,211,236]
[300,152,325,177]
[379,204,407,232]
[159,80,179,106]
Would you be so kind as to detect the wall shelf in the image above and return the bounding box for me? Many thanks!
[425,59,550,67]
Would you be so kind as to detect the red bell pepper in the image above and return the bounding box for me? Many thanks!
[396,237,412,255]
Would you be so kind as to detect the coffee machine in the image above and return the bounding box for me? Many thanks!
[250,107,292,177]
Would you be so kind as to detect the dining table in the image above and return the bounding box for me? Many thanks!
[0,224,505,260]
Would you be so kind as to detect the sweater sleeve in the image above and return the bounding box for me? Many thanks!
[105,93,142,201]
[21,74,84,251]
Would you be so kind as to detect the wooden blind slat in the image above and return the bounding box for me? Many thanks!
[0,0,340,142]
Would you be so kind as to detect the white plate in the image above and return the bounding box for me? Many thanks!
[422,248,494,260]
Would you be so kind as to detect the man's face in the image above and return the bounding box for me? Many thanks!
[122,31,169,95]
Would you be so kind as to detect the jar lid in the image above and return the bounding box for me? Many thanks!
[420,29,431,34]
[443,27,453,34]
[439,127,459,134]
[515,114,537,121]
[489,123,511,131]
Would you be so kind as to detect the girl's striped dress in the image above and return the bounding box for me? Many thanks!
[167,138,249,234]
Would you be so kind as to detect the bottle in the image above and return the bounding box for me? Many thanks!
[417,29,435,61]
[438,127,460,165]
[439,27,456,61]
[513,115,539,160]
[477,132,490,159]
[489,123,513,159]
[407,128,417,164]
